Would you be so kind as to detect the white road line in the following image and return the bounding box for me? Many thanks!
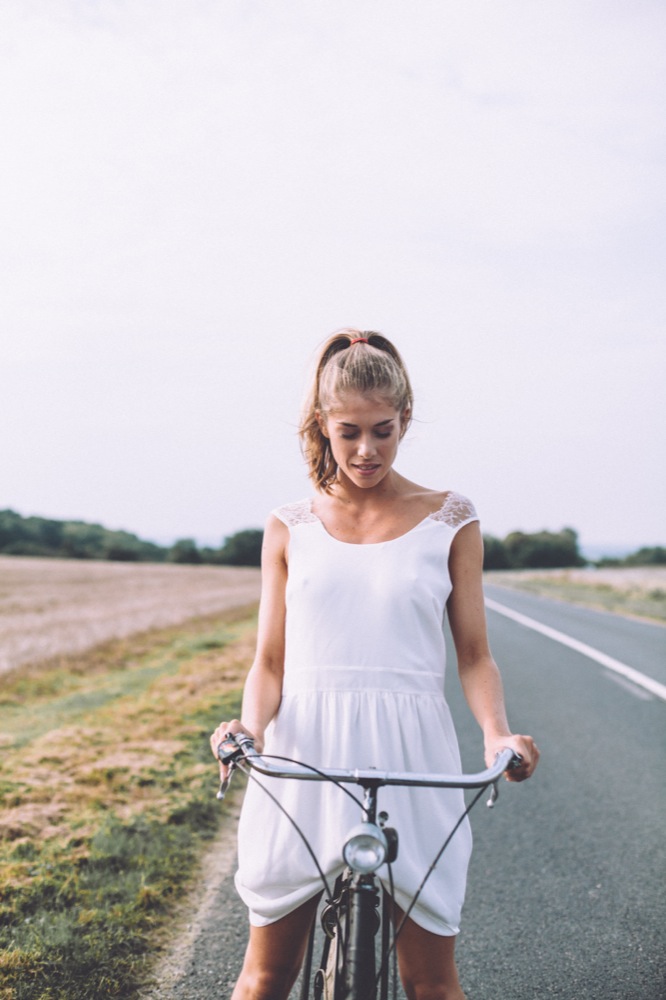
[603,671,654,701]
[485,597,666,704]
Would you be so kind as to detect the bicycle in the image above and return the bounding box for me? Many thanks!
[216,732,521,1000]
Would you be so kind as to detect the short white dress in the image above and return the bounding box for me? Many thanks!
[235,491,479,936]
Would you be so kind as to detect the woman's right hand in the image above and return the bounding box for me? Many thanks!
[210,719,259,781]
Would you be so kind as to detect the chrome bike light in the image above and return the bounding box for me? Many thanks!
[342,822,388,874]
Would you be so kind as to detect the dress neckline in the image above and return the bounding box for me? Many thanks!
[309,495,449,547]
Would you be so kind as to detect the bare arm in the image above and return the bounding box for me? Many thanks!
[210,513,289,772]
[447,521,539,781]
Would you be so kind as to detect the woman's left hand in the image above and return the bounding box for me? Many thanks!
[485,734,540,782]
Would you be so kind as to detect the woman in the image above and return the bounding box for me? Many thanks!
[211,329,539,1000]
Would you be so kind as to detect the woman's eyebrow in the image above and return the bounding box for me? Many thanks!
[335,418,396,428]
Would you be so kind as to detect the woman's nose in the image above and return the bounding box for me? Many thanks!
[357,436,376,458]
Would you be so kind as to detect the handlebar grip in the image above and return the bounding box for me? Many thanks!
[216,731,256,764]
[216,733,243,764]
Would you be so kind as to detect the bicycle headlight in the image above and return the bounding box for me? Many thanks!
[342,822,388,874]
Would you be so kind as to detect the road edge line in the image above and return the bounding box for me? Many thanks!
[485,597,666,703]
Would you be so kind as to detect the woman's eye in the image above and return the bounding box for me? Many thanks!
[338,429,393,440]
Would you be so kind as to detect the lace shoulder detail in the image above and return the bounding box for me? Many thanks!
[272,498,318,527]
[428,491,478,530]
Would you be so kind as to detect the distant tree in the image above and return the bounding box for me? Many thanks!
[1,540,53,557]
[504,527,584,569]
[24,515,63,552]
[0,509,29,551]
[167,538,202,564]
[623,546,666,566]
[60,521,109,559]
[217,529,263,567]
[0,510,168,563]
[102,531,142,561]
[483,534,510,570]
[199,546,221,564]
[137,540,167,562]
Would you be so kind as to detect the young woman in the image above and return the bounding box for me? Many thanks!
[211,329,539,1000]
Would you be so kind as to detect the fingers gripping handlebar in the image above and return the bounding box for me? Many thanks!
[217,732,254,765]
[215,732,256,800]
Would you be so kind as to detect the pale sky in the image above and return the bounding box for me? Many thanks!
[1,1,664,554]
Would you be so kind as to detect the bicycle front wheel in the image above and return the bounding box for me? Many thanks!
[313,872,381,1000]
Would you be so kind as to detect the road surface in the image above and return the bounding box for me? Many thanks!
[150,587,666,999]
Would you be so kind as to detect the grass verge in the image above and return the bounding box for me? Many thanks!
[0,605,257,1000]
[484,568,666,623]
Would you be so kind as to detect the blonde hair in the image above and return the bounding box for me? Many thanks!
[300,329,414,492]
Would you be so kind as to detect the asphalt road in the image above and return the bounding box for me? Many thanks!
[157,588,666,1000]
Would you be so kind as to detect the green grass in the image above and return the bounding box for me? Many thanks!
[0,609,256,1000]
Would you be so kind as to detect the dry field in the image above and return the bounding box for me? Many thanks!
[0,556,261,675]
[485,565,666,622]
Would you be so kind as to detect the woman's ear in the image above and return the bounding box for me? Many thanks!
[400,407,411,436]
[315,410,329,438]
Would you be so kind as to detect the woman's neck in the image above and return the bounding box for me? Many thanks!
[328,469,410,507]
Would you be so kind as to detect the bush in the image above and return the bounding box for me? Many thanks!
[483,535,510,570]
[503,527,584,569]
[167,539,202,564]
[217,529,263,567]
[483,527,585,570]
[623,546,666,566]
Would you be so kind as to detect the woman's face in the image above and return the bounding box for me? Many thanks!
[317,391,408,490]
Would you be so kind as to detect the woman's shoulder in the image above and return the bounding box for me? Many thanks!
[271,498,318,527]
[427,490,479,530]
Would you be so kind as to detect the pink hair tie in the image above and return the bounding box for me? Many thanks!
[349,337,369,345]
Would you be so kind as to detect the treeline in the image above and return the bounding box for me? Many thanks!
[2,509,663,572]
[482,527,584,570]
[0,509,263,567]
[596,546,666,568]
[482,527,666,570]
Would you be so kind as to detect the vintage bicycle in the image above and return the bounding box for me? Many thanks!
[216,732,521,1000]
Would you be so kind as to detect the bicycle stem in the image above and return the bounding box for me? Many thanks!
[361,783,380,825]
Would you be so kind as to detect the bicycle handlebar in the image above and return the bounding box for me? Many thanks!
[217,732,520,789]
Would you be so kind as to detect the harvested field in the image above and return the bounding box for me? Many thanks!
[485,565,666,622]
[554,565,666,592]
[0,556,261,674]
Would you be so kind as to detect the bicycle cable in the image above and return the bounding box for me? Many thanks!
[236,752,365,911]
[373,782,490,991]
[386,861,398,1000]
[238,762,336,903]
[244,752,365,808]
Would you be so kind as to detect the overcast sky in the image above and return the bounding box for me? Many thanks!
[1,1,664,554]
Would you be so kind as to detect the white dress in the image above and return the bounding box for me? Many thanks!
[235,491,479,936]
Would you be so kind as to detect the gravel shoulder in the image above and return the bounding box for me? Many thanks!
[139,797,246,1000]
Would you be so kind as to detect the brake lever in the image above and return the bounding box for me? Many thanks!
[217,760,237,801]
[215,732,242,801]
[215,732,255,801]
[486,780,500,808]
[486,752,523,808]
